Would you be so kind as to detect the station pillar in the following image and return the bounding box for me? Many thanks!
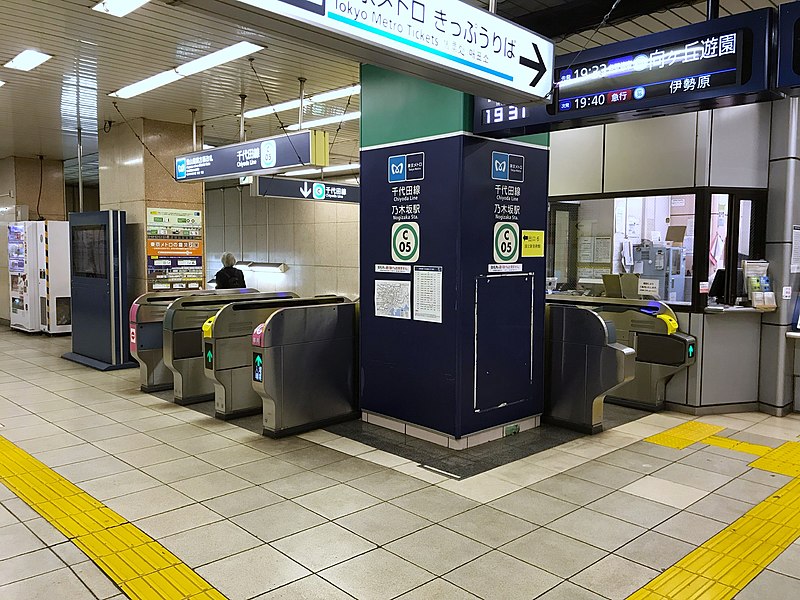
[359,65,550,448]
[98,118,204,303]
[763,98,800,415]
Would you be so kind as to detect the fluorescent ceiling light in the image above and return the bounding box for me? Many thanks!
[244,98,302,119]
[92,0,150,17]
[175,41,262,77]
[286,111,360,131]
[110,42,261,98]
[0,81,5,88]
[309,84,361,103]
[110,69,182,98]
[4,50,52,71]
[245,84,361,120]
[285,163,360,177]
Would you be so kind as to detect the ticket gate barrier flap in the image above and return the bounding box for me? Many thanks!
[545,304,636,434]
[607,329,696,410]
[205,296,348,419]
[162,291,298,404]
[129,289,259,392]
[252,302,359,438]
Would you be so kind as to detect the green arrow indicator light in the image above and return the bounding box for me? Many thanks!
[255,355,263,367]
[206,350,213,362]
[688,344,695,358]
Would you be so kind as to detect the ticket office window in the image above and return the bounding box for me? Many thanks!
[705,191,767,307]
[546,190,766,311]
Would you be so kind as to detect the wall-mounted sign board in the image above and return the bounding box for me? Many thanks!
[175,130,328,182]
[182,0,554,104]
[254,177,359,203]
[474,8,773,135]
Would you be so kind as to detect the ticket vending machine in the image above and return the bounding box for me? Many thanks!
[63,211,135,370]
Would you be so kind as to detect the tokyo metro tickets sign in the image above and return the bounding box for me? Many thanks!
[236,0,554,102]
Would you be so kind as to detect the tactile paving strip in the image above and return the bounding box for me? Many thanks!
[704,435,772,457]
[0,435,227,600]
[643,421,725,450]
[628,479,800,600]
[749,442,800,478]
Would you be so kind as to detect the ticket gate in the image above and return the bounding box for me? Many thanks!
[202,295,349,419]
[130,289,259,392]
[548,297,696,411]
[163,291,297,404]
[252,302,359,437]
[545,303,636,433]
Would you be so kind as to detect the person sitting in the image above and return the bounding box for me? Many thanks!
[214,252,246,289]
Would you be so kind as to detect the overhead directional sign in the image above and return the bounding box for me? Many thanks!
[175,130,329,182]
[254,177,360,203]
[197,0,554,103]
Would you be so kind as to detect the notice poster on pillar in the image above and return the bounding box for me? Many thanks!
[413,266,443,324]
[146,208,204,291]
[374,279,411,320]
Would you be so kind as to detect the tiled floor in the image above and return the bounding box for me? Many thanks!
[0,327,800,599]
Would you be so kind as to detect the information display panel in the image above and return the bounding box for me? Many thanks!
[473,8,772,136]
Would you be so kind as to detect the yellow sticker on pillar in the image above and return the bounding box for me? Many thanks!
[521,231,545,258]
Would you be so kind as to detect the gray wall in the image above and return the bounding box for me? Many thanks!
[549,103,771,196]
[205,183,359,298]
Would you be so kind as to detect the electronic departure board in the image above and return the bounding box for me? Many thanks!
[555,31,743,114]
[473,8,771,136]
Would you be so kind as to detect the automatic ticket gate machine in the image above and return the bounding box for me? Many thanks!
[201,295,349,419]
[130,289,259,392]
[163,291,297,404]
[549,297,696,411]
[252,302,359,437]
[545,303,636,433]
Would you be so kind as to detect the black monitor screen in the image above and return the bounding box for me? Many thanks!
[71,225,108,279]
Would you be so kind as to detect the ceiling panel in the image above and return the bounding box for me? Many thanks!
[0,0,361,181]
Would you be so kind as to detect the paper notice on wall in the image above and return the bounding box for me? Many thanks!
[374,280,411,320]
[792,226,800,274]
[578,237,594,263]
[594,237,612,263]
[413,266,443,324]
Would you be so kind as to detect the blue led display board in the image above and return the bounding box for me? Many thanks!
[778,3,800,92]
[474,8,773,136]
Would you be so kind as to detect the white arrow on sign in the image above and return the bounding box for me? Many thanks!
[300,182,312,198]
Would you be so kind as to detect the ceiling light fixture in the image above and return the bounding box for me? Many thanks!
[0,81,5,88]
[110,69,182,99]
[245,84,361,120]
[4,50,52,72]
[285,163,360,177]
[175,41,262,77]
[286,111,361,131]
[243,98,302,119]
[92,0,150,17]
[308,84,361,104]
[110,42,263,99]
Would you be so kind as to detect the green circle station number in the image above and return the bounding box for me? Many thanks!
[393,224,419,261]
[495,224,518,261]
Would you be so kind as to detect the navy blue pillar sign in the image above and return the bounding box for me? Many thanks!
[360,135,548,438]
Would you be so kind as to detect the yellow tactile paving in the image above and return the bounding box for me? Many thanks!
[704,435,772,457]
[749,441,800,478]
[629,439,800,600]
[0,434,227,600]
[644,420,725,449]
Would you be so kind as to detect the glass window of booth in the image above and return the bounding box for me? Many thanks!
[546,190,766,311]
